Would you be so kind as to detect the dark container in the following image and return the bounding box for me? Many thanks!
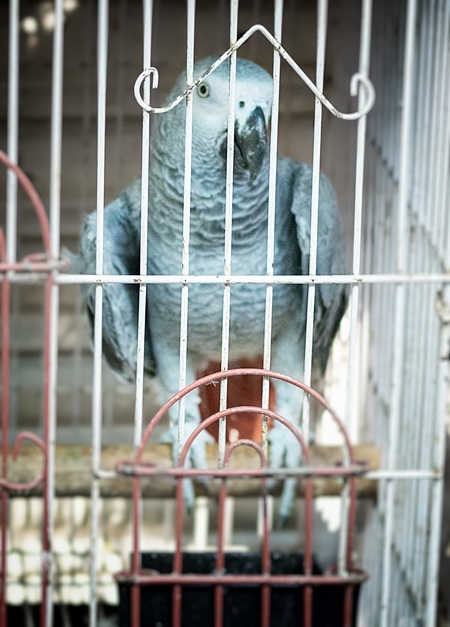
[118,552,362,627]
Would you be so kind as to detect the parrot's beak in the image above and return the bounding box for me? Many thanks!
[234,105,268,179]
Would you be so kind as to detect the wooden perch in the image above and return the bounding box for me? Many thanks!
[6,443,380,499]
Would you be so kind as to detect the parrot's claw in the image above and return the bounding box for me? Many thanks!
[268,424,303,525]
[160,423,214,513]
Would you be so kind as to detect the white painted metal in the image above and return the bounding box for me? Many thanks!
[380,1,417,624]
[6,0,20,447]
[56,272,450,286]
[424,0,450,621]
[176,0,196,462]
[6,0,18,266]
[218,0,238,468]
[133,0,153,448]
[358,0,450,624]
[133,24,375,121]
[46,0,65,624]
[261,0,282,443]
[301,0,327,442]
[338,0,373,579]
[89,0,109,624]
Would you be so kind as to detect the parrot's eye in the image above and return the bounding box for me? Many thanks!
[197,82,210,98]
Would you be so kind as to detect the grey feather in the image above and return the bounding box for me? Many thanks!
[78,188,155,382]
[276,158,348,374]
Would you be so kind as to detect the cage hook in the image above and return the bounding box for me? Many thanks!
[0,431,47,492]
[133,24,375,121]
[134,67,160,111]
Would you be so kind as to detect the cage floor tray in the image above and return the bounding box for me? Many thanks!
[118,552,361,627]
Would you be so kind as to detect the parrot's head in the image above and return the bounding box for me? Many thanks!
[192,56,272,180]
[159,56,273,183]
[193,57,272,179]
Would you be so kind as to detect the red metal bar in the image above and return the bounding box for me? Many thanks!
[132,369,355,466]
[260,479,271,627]
[0,259,68,273]
[304,585,313,627]
[347,477,357,569]
[122,370,366,627]
[115,572,368,586]
[304,475,313,626]
[131,477,141,627]
[0,153,53,627]
[214,476,226,627]
[172,473,185,627]
[0,152,51,255]
[343,585,354,627]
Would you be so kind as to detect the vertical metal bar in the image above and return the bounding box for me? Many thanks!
[301,0,327,440]
[401,0,428,588]
[49,0,64,262]
[214,478,227,627]
[72,0,94,427]
[380,1,417,625]
[218,0,238,468]
[7,0,19,265]
[134,0,153,447]
[172,5,196,624]
[131,477,141,627]
[173,476,185,627]
[258,0,283,597]
[43,0,65,624]
[130,3,154,623]
[260,477,270,627]
[426,250,450,622]
[436,1,450,259]
[412,1,444,604]
[89,1,109,625]
[261,0,283,445]
[115,0,127,182]
[177,0,196,461]
[303,477,313,627]
[345,0,372,440]
[1,2,19,622]
[424,4,450,621]
[0,235,10,627]
[395,0,414,606]
[338,0,373,578]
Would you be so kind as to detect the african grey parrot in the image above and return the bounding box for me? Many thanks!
[78,56,348,522]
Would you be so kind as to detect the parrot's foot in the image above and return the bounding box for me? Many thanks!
[160,423,214,513]
[268,424,303,527]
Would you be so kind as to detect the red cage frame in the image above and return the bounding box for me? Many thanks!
[114,369,369,627]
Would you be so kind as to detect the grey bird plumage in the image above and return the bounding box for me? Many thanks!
[78,56,348,521]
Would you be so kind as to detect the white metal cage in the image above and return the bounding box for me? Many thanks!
[0,0,449,626]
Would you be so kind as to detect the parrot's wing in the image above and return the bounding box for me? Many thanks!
[78,182,156,382]
[279,158,349,374]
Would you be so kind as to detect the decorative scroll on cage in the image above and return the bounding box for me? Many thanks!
[0,151,67,627]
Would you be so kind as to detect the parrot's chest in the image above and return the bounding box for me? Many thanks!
[147,233,301,360]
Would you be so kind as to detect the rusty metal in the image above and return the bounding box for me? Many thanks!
[115,369,367,627]
[0,151,63,627]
